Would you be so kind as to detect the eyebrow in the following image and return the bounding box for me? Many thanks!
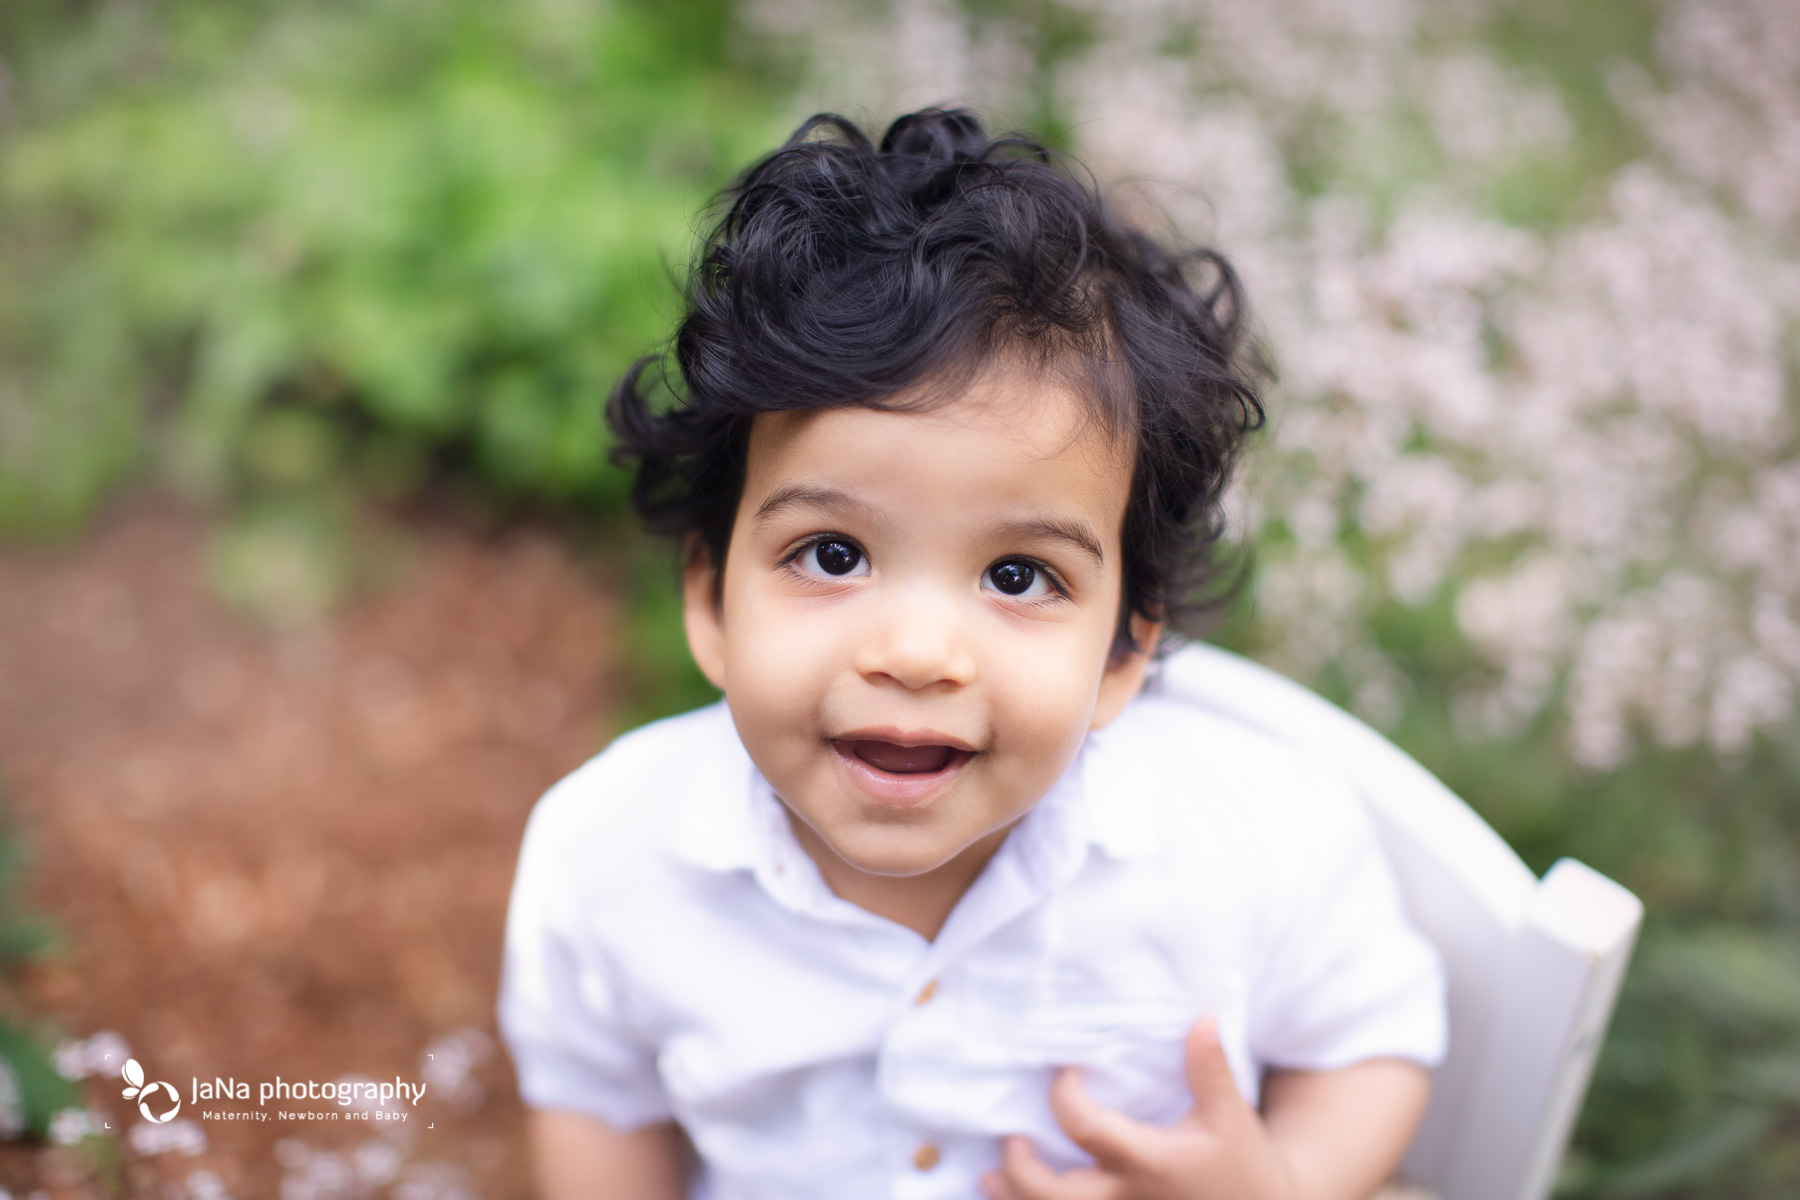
[752,484,880,525]
[988,517,1106,567]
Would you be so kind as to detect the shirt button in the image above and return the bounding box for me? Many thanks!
[914,980,938,1005]
[912,1142,941,1171]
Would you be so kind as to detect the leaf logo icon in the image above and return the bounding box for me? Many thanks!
[119,1058,179,1123]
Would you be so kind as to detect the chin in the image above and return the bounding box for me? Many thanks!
[827,829,961,878]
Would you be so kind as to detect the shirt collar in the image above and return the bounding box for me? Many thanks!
[667,702,763,873]
[1076,716,1164,860]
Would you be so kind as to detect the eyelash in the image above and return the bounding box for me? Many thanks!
[778,535,1070,602]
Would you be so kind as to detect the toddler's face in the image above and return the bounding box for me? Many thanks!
[684,365,1152,884]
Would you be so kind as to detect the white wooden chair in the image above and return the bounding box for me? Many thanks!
[1150,643,1643,1200]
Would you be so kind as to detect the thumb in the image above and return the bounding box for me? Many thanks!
[1182,1014,1245,1122]
[1048,1067,1147,1168]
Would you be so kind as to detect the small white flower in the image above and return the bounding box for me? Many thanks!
[128,1118,207,1156]
[186,1170,233,1200]
[279,1151,355,1200]
[47,1108,91,1146]
[394,1163,478,1200]
[420,1028,494,1112]
[353,1139,404,1186]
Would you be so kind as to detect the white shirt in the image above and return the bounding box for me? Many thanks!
[499,693,1446,1200]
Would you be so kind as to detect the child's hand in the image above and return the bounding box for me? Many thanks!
[980,1016,1297,1200]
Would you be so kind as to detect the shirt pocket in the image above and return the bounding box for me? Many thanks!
[951,998,1197,1139]
[1012,1001,1197,1127]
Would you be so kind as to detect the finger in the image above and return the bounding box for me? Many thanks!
[981,1168,1025,1200]
[1000,1136,1113,1200]
[1047,1067,1151,1168]
[1182,1014,1246,1123]
[1001,1135,1070,1200]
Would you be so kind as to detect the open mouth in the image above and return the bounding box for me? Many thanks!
[838,740,971,775]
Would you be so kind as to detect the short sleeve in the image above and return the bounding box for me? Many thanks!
[497,792,674,1131]
[1247,769,1447,1072]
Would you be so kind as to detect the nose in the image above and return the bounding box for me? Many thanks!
[852,586,977,692]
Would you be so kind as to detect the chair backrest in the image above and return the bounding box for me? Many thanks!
[1150,643,1643,1200]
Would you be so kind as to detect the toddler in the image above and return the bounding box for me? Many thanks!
[499,109,1445,1200]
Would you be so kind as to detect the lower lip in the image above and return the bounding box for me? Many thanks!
[831,742,974,808]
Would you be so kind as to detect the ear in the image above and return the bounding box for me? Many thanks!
[682,541,728,691]
[1090,616,1161,731]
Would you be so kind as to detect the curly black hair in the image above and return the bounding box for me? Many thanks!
[607,108,1264,653]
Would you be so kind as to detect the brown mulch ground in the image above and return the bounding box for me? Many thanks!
[0,498,621,1199]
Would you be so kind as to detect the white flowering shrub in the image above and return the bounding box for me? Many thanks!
[748,0,1800,1191]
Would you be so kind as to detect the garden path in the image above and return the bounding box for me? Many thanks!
[0,499,617,1199]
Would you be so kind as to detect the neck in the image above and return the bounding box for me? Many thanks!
[786,815,1013,941]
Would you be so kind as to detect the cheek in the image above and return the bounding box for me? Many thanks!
[983,626,1109,756]
[720,591,841,741]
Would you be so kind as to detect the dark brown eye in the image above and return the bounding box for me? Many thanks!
[987,561,1038,596]
[803,540,866,577]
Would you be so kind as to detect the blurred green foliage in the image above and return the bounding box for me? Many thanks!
[611,534,719,736]
[0,1023,80,1142]
[0,787,79,1141]
[1477,0,1660,230]
[0,0,781,538]
[0,810,53,973]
